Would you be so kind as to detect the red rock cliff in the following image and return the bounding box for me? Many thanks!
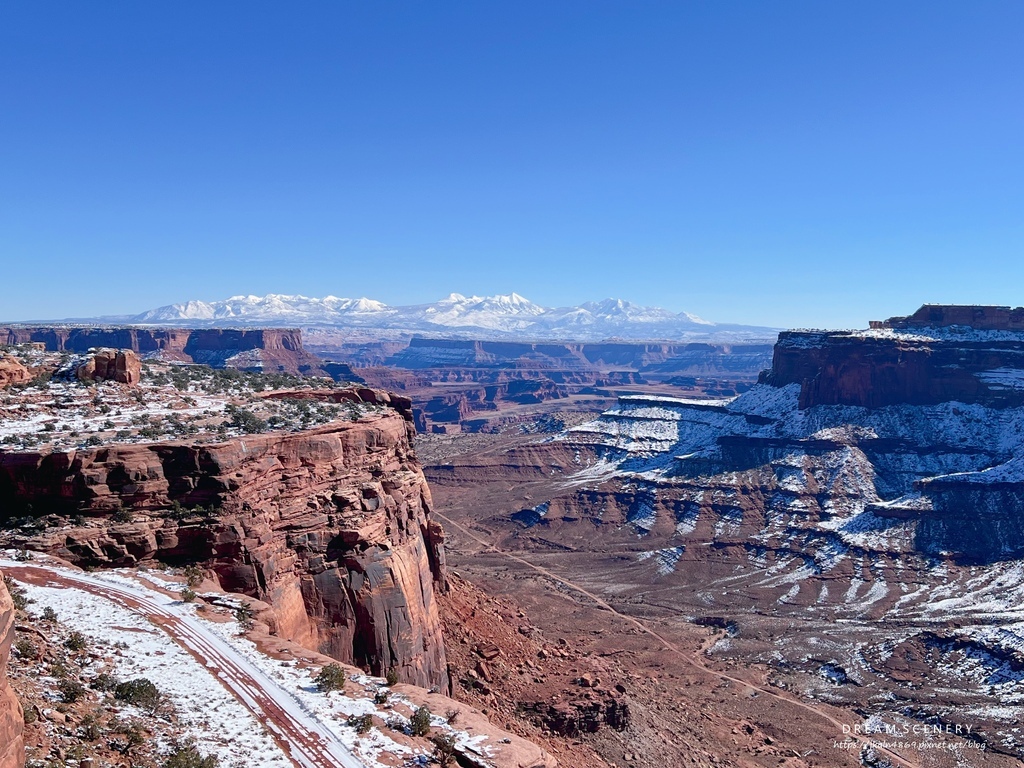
[0,327,324,375]
[0,570,25,768]
[0,402,448,689]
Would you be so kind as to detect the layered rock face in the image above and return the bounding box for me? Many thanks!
[0,570,25,768]
[0,398,449,688]
[76,348,142,385]
[0,356,30,389]
[1,327,325,375]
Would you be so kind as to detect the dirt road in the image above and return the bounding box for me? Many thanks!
[3,563,367,768]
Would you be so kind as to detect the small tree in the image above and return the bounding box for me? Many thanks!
[115,678,163,713]
[346,714,373,734]
[385,666,399,686]
[432,733,458,767]
[65,630,89,651]
[180,587,197,603]
[183,565,204,588]
[409,706,432,737]
[58,678,86,703]
[164,743,219,768]
[234,604,254,631]
[315,663,346,692]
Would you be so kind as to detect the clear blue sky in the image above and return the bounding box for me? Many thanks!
[2,2,1022,328]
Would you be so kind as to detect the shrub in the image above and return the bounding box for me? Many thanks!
[79,712,102,740]
[385,666,399,686]
[164,744,219,768]
[65,631,89,652]
[41,606,58,622]
[183,565,204,588]
[3,576,29,611]
[180,588,197,603]
[234,604,254,630]
[107,717,145,755]
[58,678,86,703]
[346,714,373,734]
[373,689,390,705]
[315,663,346,693]
[91,672,119,692]
[114,678,162,712]
[111,507,134,524]
[409,706,433,737]
[432,733,458,767]
[445,707,460,725]
[14,638,37,659]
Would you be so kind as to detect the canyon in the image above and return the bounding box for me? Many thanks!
[417,305,1024,767]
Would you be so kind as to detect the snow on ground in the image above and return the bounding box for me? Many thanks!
[1,556,493,768]
[14,579,294,768]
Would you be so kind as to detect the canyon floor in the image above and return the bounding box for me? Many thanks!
[416,426,1017,768]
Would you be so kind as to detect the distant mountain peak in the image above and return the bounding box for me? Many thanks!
[124,293,777,341]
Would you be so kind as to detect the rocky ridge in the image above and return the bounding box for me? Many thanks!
[1,388,450,689]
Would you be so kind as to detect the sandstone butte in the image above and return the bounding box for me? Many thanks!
[0,569,25,768]
[76,348,143,385]
[0,388,450,691]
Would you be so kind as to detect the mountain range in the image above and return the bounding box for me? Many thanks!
[105,293,777,341]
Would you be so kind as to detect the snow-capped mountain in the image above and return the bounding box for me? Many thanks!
[125,293,776,341]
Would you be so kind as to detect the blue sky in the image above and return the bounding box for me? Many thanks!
[2,2,1022,328]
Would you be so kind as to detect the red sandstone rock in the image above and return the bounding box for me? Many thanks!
[0,327,325,376]
[0,357,30,389]
[0,409,448,689]
[76,349,142,385]
[0,569,25,768]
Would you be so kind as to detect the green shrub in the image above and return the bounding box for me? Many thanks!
[3,576,29,611]
[41,606,58,622]
[58,678,86,703]
[164,744,219,768]
[346,714,373,734]
[315,663,346,693]
[114,678,162,712]
[91,672,119,692]
[432,733,458,767]
[180,588,197,603]
[64,631,89,652]
[14,637,37,659]
[385,666,399,686]
[409,706,433,737]
[183,565,204,588]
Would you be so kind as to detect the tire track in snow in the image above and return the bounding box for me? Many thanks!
[4,564,367,768]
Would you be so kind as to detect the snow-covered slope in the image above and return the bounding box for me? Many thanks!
[124,293,777,341]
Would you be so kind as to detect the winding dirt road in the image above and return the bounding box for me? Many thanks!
[434,511,923,768]
[2,563,367,768]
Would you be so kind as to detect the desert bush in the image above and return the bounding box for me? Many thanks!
[3,576,29,611]
[41,606,58,622]
[14,637,37,659]
[164,744,219,768]
[445,707,460,725]
[90,672,119,692]
[65,631,89,652]
[373,689,390,705]
[234,603,254,630]
[79,712,102,740]
[346,714,373,734]
[432,733,458,767]
[180,587,197,603]
[114,678,162,712]
[409,706,433,737]
[385,666,399,686]
[315,663,346,692]
[58,678,86,703]
[183,565,204,587]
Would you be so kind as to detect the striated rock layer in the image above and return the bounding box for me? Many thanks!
[1,326,325,375]
[0,393,449,689]
[0,569,25,768]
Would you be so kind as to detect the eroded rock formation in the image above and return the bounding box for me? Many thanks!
[76,348,142,385]
[0,570,25,768]
[0,357,30,390]
[0,392,448,688]
[1,327,325,375]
